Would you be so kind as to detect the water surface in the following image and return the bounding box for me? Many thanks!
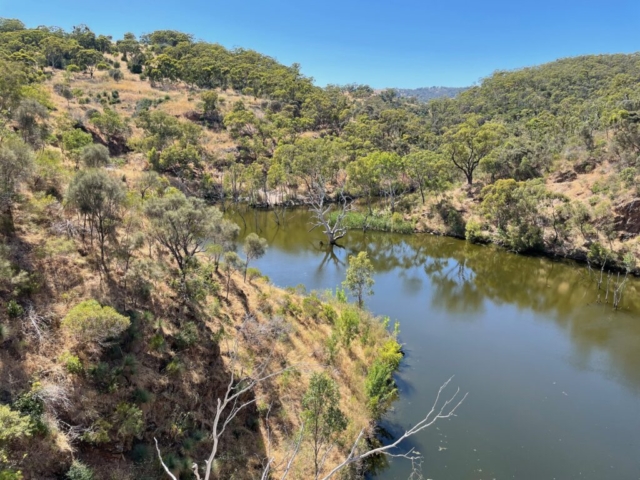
[228,208,640,480]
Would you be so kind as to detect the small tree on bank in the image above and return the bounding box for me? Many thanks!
[302,372,348,479]
[343,251,375,308]
[242,233,267,282]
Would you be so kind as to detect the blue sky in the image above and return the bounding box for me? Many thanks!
[1,0,640,88]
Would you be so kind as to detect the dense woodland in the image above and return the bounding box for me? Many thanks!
[0,16,639,480]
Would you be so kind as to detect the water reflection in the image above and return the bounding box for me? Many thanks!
[227,207,640,479]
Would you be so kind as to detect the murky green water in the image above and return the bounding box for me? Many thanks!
[228,207,640,480]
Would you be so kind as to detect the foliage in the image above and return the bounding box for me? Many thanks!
[59,351,83,374]
[61,299,130,346]
[0,405,31,444]
[302,373,348,477]
[242,233,267,281]
[343,251,374,308]
[61,129,93,160]
[114,403,144,442]
[365,360,398,418]
[67,169,125,268]
[79,143,110,168]
[145,191,222,279]
[336,307,360,347]
[332,210,414,234]
[66,461,94,480]
[0,136,34,213]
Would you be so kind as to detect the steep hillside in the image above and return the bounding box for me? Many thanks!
[1,17,640,478]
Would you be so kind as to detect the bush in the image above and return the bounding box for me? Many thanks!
[12,387,47,435]
[0,404,31,443]
[0,469,24,480]
[108,69,124,82]
[59,351,83,374]
[6,300,23,318]
[587,242,612,266]
[337,308,360,347]
[465,219,488,244]
[246,267,262,282]
[114,403,144,441]
[365,360,398,418]
[80,419,111,444]
[149,333,165,351]
[66,461,94,480]
[175,321,199,349]
[62,300,130,346]
[96,62,109,71]
[379,339,403,370]
[133,388,152,404]
[302,295,322,320]
[80,143,110,168]
[321,304,338,324]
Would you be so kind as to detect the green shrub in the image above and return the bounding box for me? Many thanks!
[133,388,152,404]
[246,267,262,282]
[13,386,47,435]
[321,304,338,324]
[114,403,144,441]
[379,339,403,370]
[365,360,398,418]
[66,460,94,480]
[62,300,130,346]
[587,242,612,266]
[59,351,83,374]
[0,469,24,480]
[0,404,31,443]
[6,300,23,318]
[465,219,488,244]
[175,321,199,349]
[302,295,322,320]
[165,358,183,376]
[149,333,165,351]
[80,419,111,444]
[325,331,339,365]
[620,167,637,188]
[337,308,360,347]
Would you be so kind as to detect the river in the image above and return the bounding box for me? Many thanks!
[227,207,640,480]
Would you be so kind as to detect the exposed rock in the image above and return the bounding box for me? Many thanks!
[183,110,203,122]
[75,122,131,156]
[552,170,577,183]
[183,110,224,130]
[573,157,598,174]
[614,198,640,234]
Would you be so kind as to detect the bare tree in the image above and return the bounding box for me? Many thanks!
[315,377,467,480]
[154,338,295,480]
[156,368,466,480]
[308,185,352,247]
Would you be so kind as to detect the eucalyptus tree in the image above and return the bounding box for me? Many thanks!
[144,191,221,282]
[443,116,506,185]
[0,136,34,233]
[67,169,125,270]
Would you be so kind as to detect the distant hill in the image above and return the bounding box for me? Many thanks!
[394,86,469,102]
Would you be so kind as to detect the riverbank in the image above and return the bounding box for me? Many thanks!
[228,207,640,480]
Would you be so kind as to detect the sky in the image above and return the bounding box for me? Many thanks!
[1,0,640,89]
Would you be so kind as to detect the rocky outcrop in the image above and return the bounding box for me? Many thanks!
[552,170,577,183]
[614,198,640,234]
[75,122,131,156]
